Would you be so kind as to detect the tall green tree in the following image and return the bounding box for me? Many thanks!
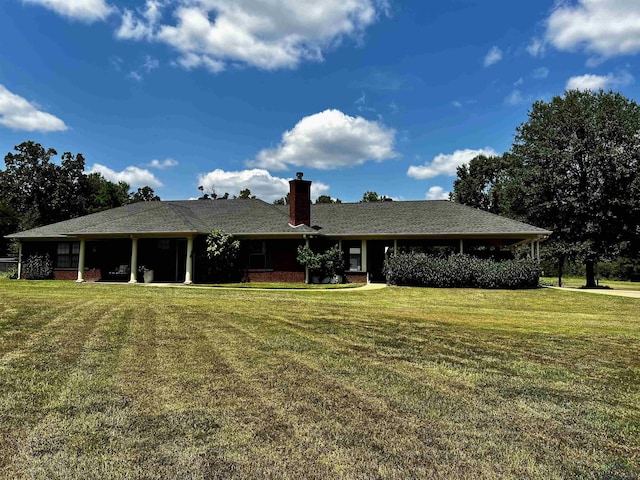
[451,153,520,216]
[132,186,161,202]
[512,90,640,287]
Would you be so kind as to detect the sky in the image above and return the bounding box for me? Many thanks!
[0,0,639,203]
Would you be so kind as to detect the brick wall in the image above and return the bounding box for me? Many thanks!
[53,268,102,282]
[246,271,305,283]
[345,272,368,284]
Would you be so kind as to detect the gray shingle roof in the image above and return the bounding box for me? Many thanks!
[7,199,551,240]
[308,201,551,236]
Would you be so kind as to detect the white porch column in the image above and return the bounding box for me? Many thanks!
[304,237,310,284]
[17,241,22,280]
[76,239,86,283]
[129,237,138,283]
[459,239,464,254]
[530,241,535,260]
[361,239,368,283]
[184,236,194,284]
[536,240,540,263]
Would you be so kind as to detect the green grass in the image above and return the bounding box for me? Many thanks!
[0,279,638,479]
[541,276,640,291]
[197,282,364,289]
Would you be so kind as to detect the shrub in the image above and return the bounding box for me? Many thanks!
[384,253,540,289]
[204,230,241,282]
[22,253,53,280]
[297,245,344,280]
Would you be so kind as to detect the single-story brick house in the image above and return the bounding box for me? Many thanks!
[6,173,551,283]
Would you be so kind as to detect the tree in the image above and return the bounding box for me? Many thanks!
[0,201,18,255]
[360,191,392,202]
[81,173,131,213]
[132,186,161,202]
[204,229,240,282]
[274,192,289,205]
[237,188,256,199]
[315,195,342,204]
[451,153,520,215]
[511,89,640,287]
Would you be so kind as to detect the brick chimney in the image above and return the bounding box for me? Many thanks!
[289,172,311,227]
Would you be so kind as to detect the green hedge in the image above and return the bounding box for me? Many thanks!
[384,253,540,289]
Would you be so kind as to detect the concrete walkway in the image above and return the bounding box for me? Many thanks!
[546,286,640,299]
[129,282,388,292]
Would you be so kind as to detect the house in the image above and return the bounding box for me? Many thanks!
[6,173,551,283]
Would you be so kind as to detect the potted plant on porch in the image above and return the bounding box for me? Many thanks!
[138,265,154,283]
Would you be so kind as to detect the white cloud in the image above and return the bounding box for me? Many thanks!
[407,148,498,180]
[425,186,449,200]
[197,168,329,202]
[483,46,502,67]
[147,158,179,169]
[0,84,68,132]
[118,0,386,72]
[505,89,525,106]
[545,0,640,61]
[566,71,634,91]
[533,67,549,79]
[23,0,113,22]
[527,37,545,57]
[250,109,397,171]
[116,0,163,40]
[87,163,162,187]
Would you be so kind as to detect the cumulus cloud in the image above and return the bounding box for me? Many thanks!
[87,163,162,187]
[566,71,634,91]
[425,186,449,200]
[250,109,397,171]
[0,84,68,132]
[483,46,502,67]
[117,0,163,40]
[197,168,329,202]
[147,158,179,169]
[117,0,387,72]
[545,0,640,61]
[23,0,113,22]
[407,148,498,180]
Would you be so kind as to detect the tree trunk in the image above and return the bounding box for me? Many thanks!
[557,255,564,287]
[585,261,597,288]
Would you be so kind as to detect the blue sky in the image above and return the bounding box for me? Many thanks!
[0,0,638,202]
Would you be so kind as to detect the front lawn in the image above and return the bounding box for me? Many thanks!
[0,280,638,479]
[541,276,640,291]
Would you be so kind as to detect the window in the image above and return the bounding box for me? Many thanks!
[349,247,362,271]
[56,242,80,268]
[248,241,267,269]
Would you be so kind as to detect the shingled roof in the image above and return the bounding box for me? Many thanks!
[7,198,551,240]
[308,201,551,237]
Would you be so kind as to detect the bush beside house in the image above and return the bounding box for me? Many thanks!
[384,253,540,289]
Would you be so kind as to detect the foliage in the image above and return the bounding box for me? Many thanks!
[204,229,241,282]
[22,253,53,280]
[273,192,289,205]
[511,90,640,287]
[237,188,256,199]
[384,253,540,289]
[451,153,521,215]
[296,244,344,279]
[132,186,161,202]
[0,141,147,234]
[360,191,392,202]
[315,195,342,204]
